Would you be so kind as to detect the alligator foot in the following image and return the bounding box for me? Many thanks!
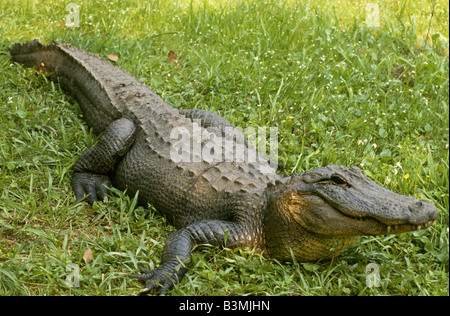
[71,173,112,205]
[131,264,186,295]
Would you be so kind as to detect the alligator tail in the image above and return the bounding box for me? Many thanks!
[9,39,124,134]
[9,39,46,66]
[9,39,60,76]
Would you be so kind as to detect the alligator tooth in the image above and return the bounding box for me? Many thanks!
[416,225,422,231]
[387,226,391,233]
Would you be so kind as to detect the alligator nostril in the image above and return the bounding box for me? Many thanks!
[407,200,439,223]
[409,201,424,212]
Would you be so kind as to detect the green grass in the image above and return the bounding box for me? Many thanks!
[0,0,448,296]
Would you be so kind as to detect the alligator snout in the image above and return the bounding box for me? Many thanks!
[407,200,439,224]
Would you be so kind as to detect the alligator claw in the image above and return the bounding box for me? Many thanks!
[71,173,112,205]
[130,266,154,282]
[131,265,180,295]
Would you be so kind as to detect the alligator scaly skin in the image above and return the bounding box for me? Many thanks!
[9,40,439,294]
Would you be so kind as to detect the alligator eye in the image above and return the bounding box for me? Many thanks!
[316,174,350,187]
[330,174,349,187]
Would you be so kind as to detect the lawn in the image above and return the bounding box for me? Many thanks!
[0,0,448,296]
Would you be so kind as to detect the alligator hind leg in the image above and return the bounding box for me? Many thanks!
[71,117,136,204]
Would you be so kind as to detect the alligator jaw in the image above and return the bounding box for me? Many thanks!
[315,194,439,236]
[350,213,437,235]
[286,194,438,237]
[386,219,436,234]
[331,197,439,235]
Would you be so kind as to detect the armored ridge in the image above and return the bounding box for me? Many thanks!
[9,40,439,294]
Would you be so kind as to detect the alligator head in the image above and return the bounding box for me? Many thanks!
[264,165,439,261]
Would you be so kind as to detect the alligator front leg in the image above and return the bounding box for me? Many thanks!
[131,220,247,294]
[71,117,136,204]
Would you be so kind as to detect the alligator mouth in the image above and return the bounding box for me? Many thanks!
[386,220,436,233]
[358,216,436,234]
[318,191,439,235]
[288,191,438,236]
[339,212,437,235]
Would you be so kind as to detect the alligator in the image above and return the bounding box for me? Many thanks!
[9,40,439,294]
